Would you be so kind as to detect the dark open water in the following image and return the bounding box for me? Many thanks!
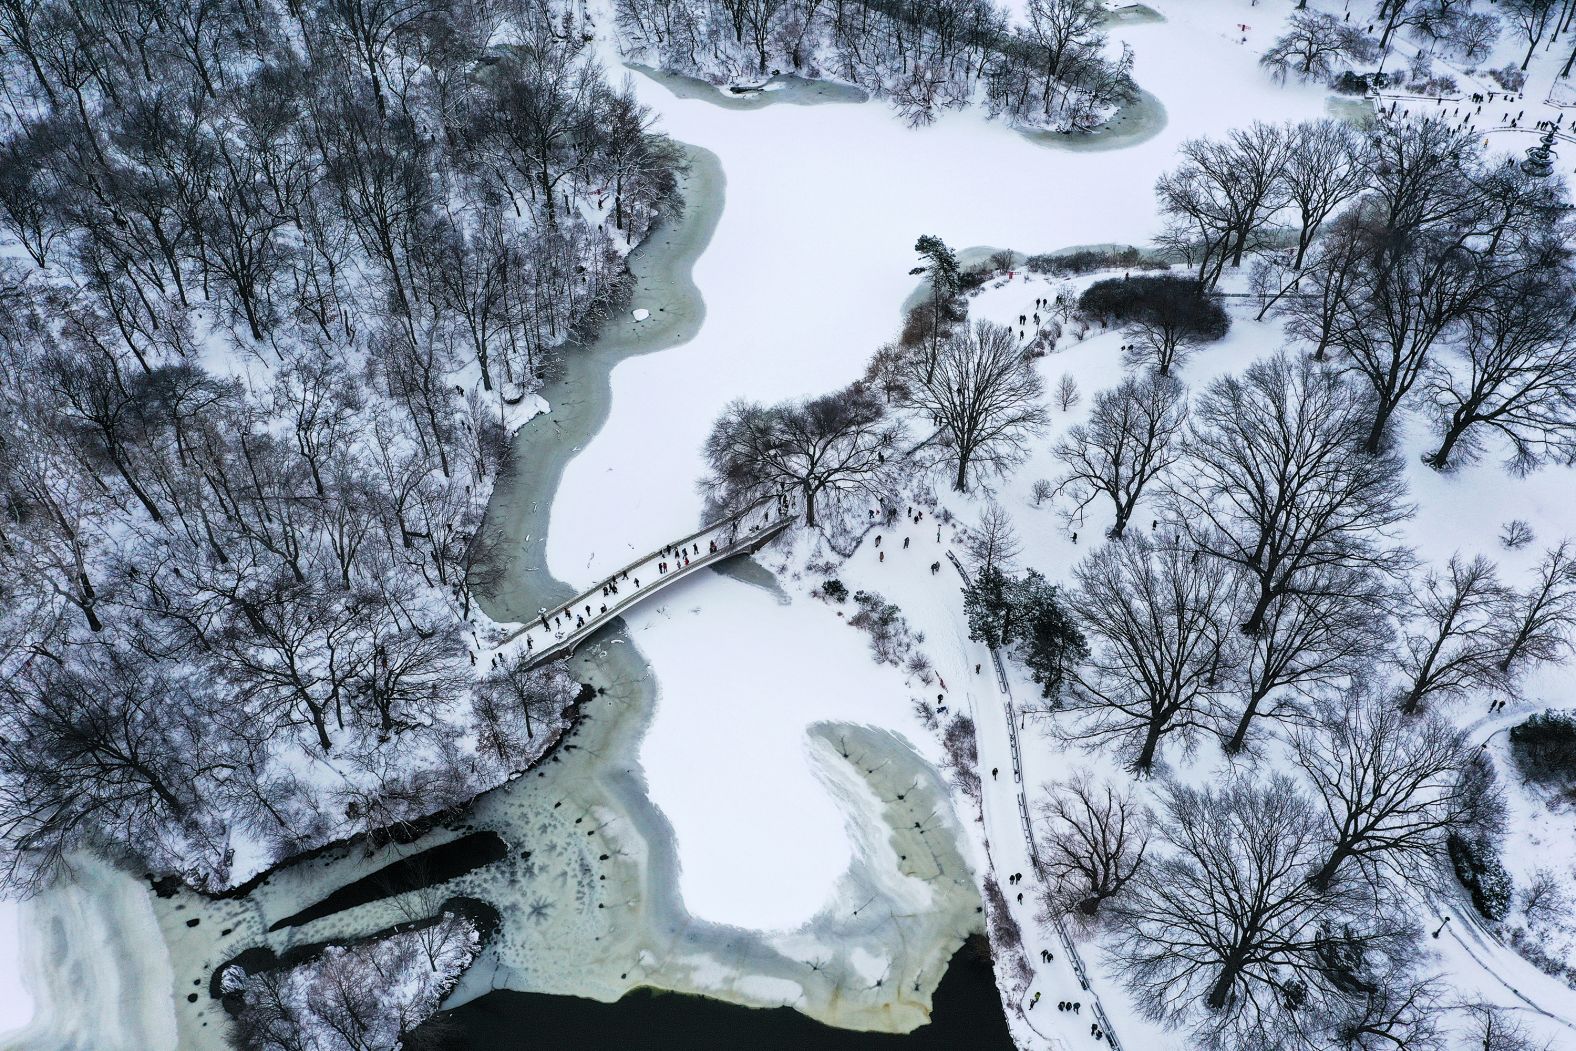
[422,939,1013,1051]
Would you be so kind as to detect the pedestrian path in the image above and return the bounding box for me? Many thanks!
[497,499,794,666]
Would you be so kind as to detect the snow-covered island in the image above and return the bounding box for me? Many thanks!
[5,1,1576,1050]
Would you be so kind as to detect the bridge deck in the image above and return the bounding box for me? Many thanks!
[498,502,794,668]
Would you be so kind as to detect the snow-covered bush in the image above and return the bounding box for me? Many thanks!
[821,578,849,603]
[1448,832,1514,921]
[1509,710,1576,790]
[848,589,924,666]
[1488,65,1528,93]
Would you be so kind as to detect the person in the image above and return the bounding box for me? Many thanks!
[874,535,882,548]
[975,663,981,674]
[931,561,940,574]
[879,551,885,562]
[903,537,910,548]
[1071,531,1078,544]
[992,767,998,779]
[938,674,947,690]
[525,636,533,650]
[1031,992,1040,1007]
[633,577,640,587]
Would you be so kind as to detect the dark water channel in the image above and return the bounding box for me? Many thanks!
[423,939,1013,1050]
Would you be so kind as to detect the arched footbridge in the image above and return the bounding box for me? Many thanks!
[501,500,794,667]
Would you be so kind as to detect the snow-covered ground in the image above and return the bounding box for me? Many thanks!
[0,903,28,1037]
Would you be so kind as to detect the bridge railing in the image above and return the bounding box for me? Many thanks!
[507,498,796,666]
[521,494,792,634]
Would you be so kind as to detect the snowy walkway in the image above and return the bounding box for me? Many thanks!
[943,554,1125,1051]
[498,500,793,665]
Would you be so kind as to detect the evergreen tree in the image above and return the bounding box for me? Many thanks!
[963,563,1014,648]
[1011,569,1088,700]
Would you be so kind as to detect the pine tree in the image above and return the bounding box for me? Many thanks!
[963,563,1013,648]
[1011,569,1088,700]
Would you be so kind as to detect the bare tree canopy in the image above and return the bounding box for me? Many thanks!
[1224,564,1392,754]
[1066,532,1239,772]
[1036,773,1149,917]
[1390,554,1507,714]
[1422,269,1576,473]
[1165,351,1413,637]
[1053,371,1187,537]
[1260,11,1380,84]
[700,384,900,528]
[900,320,1047,491]
[1110,774,1411,1049]
[1292,694,1476,892]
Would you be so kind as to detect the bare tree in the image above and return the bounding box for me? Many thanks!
[1052,372,1186,538]
[1261,11,1379,85]
[1281,119,1368,271]
[901,320,1047,491]
[1066,532,1239,772]
[1504,0,1560,68]
[1360,118,1482,239]
[1165,351,1413,637]
[1293,694,1475,892]
[1333,225,1493,455]
[1391,554,1506,714]
[1518,868,1569,928]
[1224,565,1392,754]
[699,384,899,528]
[1155,123,1290,288]
[1458,1003,1551,1051]
[1035,773,1148,917]
[1055,372,1080,411]
[1110,775,1404,1048]
[1493,540,1576,679]
[1329,968,1446,1051]
[1422,271,1576,472]
[962,500,1022,576]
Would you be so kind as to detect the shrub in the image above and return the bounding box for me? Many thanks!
[1509,710,1576,787]
[1488,65,1526,92]
[1500,519,1535,550]
[1079,275,1230,373]
[1026,246,1149,276]
[1448,832,1513,921]
[1331,71,1371,95]
[959,264,991,291]
[822,578,849,602]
